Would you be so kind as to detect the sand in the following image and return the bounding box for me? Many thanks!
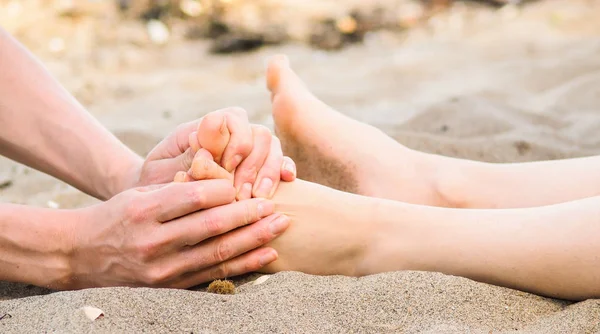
[1,0,600,332]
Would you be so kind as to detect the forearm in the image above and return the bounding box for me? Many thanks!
[0,29,141,199]
[427,151,600,208]
[373,196,600,300]
[0,204,76,288]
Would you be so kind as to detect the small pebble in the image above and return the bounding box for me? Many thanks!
[147,20,170,45]
[81,306,104,321]
[47,200,60,209]
[253,275,271,285]
[180,0,203,17]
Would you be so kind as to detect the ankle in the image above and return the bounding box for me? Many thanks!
[354,198,419,276]
[424,152,481,208]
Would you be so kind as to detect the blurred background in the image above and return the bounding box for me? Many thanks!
[1,0,600,207]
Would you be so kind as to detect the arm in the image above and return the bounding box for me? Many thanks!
[0,204,74,288]
[0,180,288,290]
[0,28,141,200]
[430,152,600,208]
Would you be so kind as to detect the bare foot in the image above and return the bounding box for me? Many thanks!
[178,147,383,276]
[267,55,447,206]
[260,179,385,277]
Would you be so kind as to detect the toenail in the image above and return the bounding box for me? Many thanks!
[269,215,290,235]
[255,178,273,198]
[282,159,296,176]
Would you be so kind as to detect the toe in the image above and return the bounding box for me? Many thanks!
[197,112,230,164]
[266,54,289,94]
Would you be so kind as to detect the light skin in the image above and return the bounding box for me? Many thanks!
[264,56,600,210]
[0,28,297,289]
[183,55,600,301]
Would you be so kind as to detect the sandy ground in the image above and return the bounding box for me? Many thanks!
[1,0,600,332]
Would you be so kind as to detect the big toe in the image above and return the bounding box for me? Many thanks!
[266,54,307,97]
[196,112,230,164]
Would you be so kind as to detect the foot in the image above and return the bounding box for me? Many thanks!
[179,149,386,277]
[260,179,384,277]
[266,55,446,206]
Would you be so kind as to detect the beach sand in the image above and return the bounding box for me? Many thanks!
[1,0,600,332]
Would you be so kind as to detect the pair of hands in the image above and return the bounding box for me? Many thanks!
[65,108,294,289]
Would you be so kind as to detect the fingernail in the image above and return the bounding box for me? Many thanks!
[259,250,277,267]
[226,154,243,172]
[269,215,290,235]
[257,200,274,217]
[255,178,273,198]
[282,160,296,176]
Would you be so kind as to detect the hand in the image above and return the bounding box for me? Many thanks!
[129,107,295,196]
[66,179,290,289]
[190,108,296,199]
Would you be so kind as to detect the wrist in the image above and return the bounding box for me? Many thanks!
[100,152,143,200]
[0,204,78,289]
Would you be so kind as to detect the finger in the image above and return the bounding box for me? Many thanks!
[136,182,170,192]
[173,171,187,183]
[174,171,193,183]
[146,119,201,161]
[189,149,233,182]
[161,197,275,247]
[171,214,289,277]
[151,179,236,223]
[233,125,272,200]
[221,108,253,172]
[169,247,279,289]
[197,111,231,165]
[189,131,201,153]
[142,147,196,185]
[281,156,297,182]
[252,136,284,199]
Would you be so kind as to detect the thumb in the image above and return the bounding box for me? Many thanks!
[175,147,197,173]
[142,148,196,186]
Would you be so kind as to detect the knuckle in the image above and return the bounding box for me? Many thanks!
[143,267,170,286]
[255,225,273,244]
[188,185,208,206]
[260,165,280,178]
[232,141,252,155]
[239,164,258,180]
[125,203,148,223]
[136,243,155,262]
[252,125,272,138]
[213,240,234,263]
[210,262,230,280]
[244,201,258,222]
[203,212,224,236]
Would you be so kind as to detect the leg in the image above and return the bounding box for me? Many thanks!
[266,55,446,206]
[267,55,600,209]
[193,121,600,300]
[261,179,600,301]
